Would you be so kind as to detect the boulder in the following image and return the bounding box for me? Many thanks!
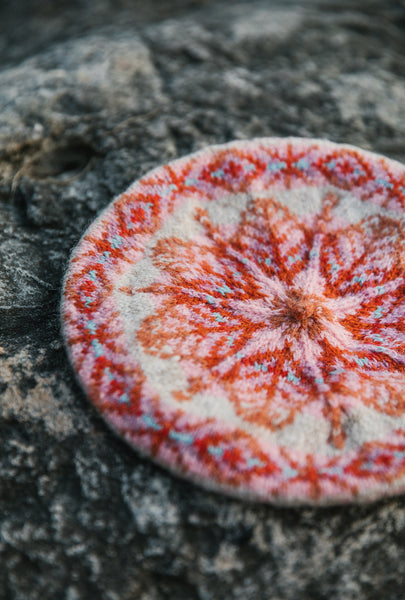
[1,1,405,598]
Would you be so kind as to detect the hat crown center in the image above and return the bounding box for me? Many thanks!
[272,291,328,336]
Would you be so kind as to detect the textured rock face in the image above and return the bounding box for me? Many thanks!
[1,1,405,599]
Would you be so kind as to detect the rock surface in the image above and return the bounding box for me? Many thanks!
[1,1,405,598]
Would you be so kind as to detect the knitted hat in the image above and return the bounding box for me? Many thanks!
[62,138,405,505]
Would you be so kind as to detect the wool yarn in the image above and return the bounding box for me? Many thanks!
[61,137,405,505]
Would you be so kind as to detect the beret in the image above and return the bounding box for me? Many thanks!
[62,138,405,505]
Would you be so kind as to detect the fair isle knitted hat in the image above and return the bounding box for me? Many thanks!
[62,138,405,506]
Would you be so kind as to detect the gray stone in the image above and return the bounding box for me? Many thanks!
[1,1,405,598]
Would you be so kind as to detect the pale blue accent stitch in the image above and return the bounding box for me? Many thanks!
[208,445,224,457]
[142,415,162,430]
[353,168,366,177]
[217,284,232,295]
[352,274,366,285]
[211,168,225,178]
[315,377,324,384]
[142,202,153,212]
[376,178,393,189]
[89,270,97,281]
[373,306,384,319]
[236,351,245,360]
[354,357,369,367]
[104,368,114,381]
[394,450,405,460]
[161,184,178,196]
[254,361,268,373]
[84,297,93,307]
[309,249,319,258]
[243,163,256,172]
[359,460,375,471]
[119,393,130,404]
[246,457,266,468]
[288,254,300,264]
[376,285,385,295]
[206,295,216,304]
[98,251,111,264]
[91,339,104,357]
[214,312,227,322]
[227,335,235,347]
[111,235,124,249]
[325,465,344,475]
[325,160,336,170]
[294,158,310,170]
[329,368,344,375]
[169,431,194,444]
[329,262,340,272]
[127,222,134,230]
[372,334,384,342]
[267,161,286,172]
[287,372,300,384]
[185,177,199,186]
[282,466,298,478]
[264,257,272,266]
[86,320,97,334]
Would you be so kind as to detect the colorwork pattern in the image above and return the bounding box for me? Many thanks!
[62,138,405,505]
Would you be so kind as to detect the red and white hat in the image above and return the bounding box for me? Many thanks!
[62,138,405,505]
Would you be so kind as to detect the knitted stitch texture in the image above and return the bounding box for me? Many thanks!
[62,138,405,505]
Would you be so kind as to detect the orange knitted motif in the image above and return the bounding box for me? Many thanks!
[62,138,405,505]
